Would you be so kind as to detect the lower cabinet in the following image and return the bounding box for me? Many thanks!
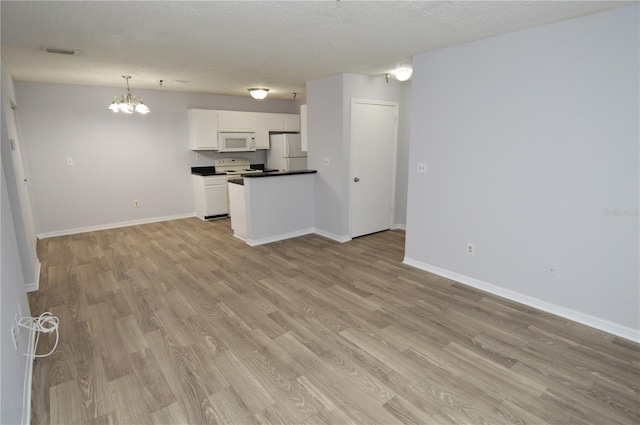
[193,175,228,220]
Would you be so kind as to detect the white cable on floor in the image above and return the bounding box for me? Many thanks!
[18,312,60,358]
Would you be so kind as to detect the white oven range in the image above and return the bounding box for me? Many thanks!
[214,158,263,181]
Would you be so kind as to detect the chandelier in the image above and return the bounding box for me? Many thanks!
[108,75,150,115]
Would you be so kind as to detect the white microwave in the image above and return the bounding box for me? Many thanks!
[218,132,256,152]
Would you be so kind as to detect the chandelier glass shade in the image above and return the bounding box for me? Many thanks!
[248,88,269,100]
[108,76,150,115]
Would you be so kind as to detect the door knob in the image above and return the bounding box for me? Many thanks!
[353,177,360,182]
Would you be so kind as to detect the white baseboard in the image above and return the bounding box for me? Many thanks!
[403,257,640,344]
[247,228,315,247]
[37,212,196,239]
[25,261,41,292]
[313,228,351,243]
[393,223,406,231]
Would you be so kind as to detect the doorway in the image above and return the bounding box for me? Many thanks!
[350,99,398,238]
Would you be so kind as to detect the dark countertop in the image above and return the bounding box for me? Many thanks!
[243,169,317,178]
[228,178,244,186]
[191,166,225,176]
[191,163,267,176]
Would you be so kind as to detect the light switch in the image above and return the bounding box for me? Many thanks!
[67,157,74,166]
[324,157,330,166]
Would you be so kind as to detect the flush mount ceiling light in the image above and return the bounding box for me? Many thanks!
[248,88,269,100]
[108,75,150,115]
[394,65,413,82]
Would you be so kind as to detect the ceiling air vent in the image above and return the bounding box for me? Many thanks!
[42,46,80,56]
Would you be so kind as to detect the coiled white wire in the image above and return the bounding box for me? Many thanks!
[18,312,60,358]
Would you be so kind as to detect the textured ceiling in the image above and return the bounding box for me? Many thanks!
[0,1,632,100]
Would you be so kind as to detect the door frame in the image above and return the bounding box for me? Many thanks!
[348,98,399,239]
[3,92,41,291]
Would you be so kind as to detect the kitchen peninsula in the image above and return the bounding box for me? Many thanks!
[228,170,317,246]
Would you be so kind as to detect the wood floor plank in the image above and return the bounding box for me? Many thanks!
[108,373,154,425]
[75,355,115,420]
[150,402,188,425]
[213,348,276,413]
[207,386,258,425]
[50,380,87,425]
[129,348,177,413]
[144,329,216,425]
[29,218,640,424]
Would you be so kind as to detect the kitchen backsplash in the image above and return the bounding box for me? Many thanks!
[191,150,267,167]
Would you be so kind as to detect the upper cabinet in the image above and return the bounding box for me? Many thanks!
[267,113,301,132]
[218,111,254,131]
[252,113,270,149]
[188,109,301,151]
[188,109,219,150]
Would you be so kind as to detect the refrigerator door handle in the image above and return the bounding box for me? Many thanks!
[285,138,291,158]
[285,158,290,172]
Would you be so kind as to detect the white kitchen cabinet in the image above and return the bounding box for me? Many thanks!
[267,113,300,132]
[300,105,308,152]
[193,175,228,220]
[188,109,219,150]
[267,113,286,131]
[285,114,301,131]
[252,113,270,149]
[218,110,254,131]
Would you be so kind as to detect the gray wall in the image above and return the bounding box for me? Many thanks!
[307,74,346,239]
[405,5,639,335]
[1,119,32,425]
[1,63,36,285]
[307,73,409,240]
[15,82,298,236]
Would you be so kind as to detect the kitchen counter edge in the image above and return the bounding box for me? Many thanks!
[191,167,225,176]
[243,169,317,178]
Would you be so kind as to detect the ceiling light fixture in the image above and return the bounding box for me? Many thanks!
[108,75,150,115]
[248,88,269,100]
[395,65,413,82]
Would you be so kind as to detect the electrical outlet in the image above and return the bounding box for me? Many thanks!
[11,326,18,350]
[466,243,475,256]
[133,200,140,208]
[67,157,74,166]
[323,157,330,166]
[417,162,427,174]
[546,264,557,277]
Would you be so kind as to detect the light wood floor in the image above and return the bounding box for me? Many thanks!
[29,217,639,424]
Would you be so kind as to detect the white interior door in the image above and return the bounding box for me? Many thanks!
[350,99,398,238]
[6,101,40,284]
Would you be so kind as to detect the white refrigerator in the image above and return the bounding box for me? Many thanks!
[267,133,307,172]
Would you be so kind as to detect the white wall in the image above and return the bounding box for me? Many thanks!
[1,63,38,286]
[14,82,298,236]
[1,118,33,425]
[245,174,315,245]
[405,5,639,339]
[307,73,409,240]
[395,81,412,228]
